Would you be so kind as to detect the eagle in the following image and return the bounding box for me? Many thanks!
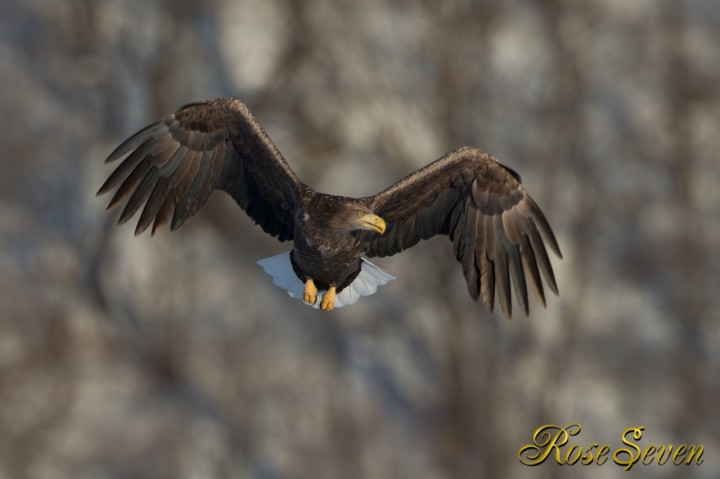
[98,98,561,316]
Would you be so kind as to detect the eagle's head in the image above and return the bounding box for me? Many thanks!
[317,198,386,235]
[350,207,387,235]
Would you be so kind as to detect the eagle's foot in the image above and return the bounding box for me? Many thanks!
[304,278,318,305]
[320,286,336,311]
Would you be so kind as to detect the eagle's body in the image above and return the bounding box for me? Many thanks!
[291,209,363,293]
[98,98,561,316]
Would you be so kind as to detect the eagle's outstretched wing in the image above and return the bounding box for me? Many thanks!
[97,98,302,240]
[361,147,562,317]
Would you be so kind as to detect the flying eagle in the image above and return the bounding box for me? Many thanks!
[98,98,561,316]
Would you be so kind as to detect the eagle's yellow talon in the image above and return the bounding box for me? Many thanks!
[320,286,336,311]
[304,278,318,304]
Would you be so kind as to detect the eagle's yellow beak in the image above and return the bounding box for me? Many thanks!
[363,214,386,235]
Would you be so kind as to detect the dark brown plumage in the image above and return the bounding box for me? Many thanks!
[98,98,562,315]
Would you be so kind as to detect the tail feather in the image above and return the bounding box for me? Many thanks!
[257,251,395,309]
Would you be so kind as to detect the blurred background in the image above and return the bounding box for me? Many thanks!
[1,0,718,477]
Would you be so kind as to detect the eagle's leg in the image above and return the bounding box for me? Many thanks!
[320,286,336,311]
[304,278,318,305]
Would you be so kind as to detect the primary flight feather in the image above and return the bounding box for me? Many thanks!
[98,98,561,316]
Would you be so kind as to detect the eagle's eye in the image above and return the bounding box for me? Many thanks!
[356,210,366,218]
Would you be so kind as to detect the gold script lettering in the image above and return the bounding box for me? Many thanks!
[684,445,704,465]
[519,424,703,468]
[518,424,581,466]
[613,427,644,471]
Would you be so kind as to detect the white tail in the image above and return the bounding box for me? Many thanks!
[257,251,395,309]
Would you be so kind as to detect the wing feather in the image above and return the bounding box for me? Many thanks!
[525,218,559,295]
[458,200,480,299]
[519,234,545,306]
[134,144,185,234]
[104,122,169,164]
[492,214,512,318]
[171,150,214,230]
[502,210,530,314]
[108,159,152,212]
[98,98,303,240]
[119,165,160,225]
[481,215,496,312]
[362,147,561,317]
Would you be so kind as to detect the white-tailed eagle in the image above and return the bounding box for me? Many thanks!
[98,98,561,316]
